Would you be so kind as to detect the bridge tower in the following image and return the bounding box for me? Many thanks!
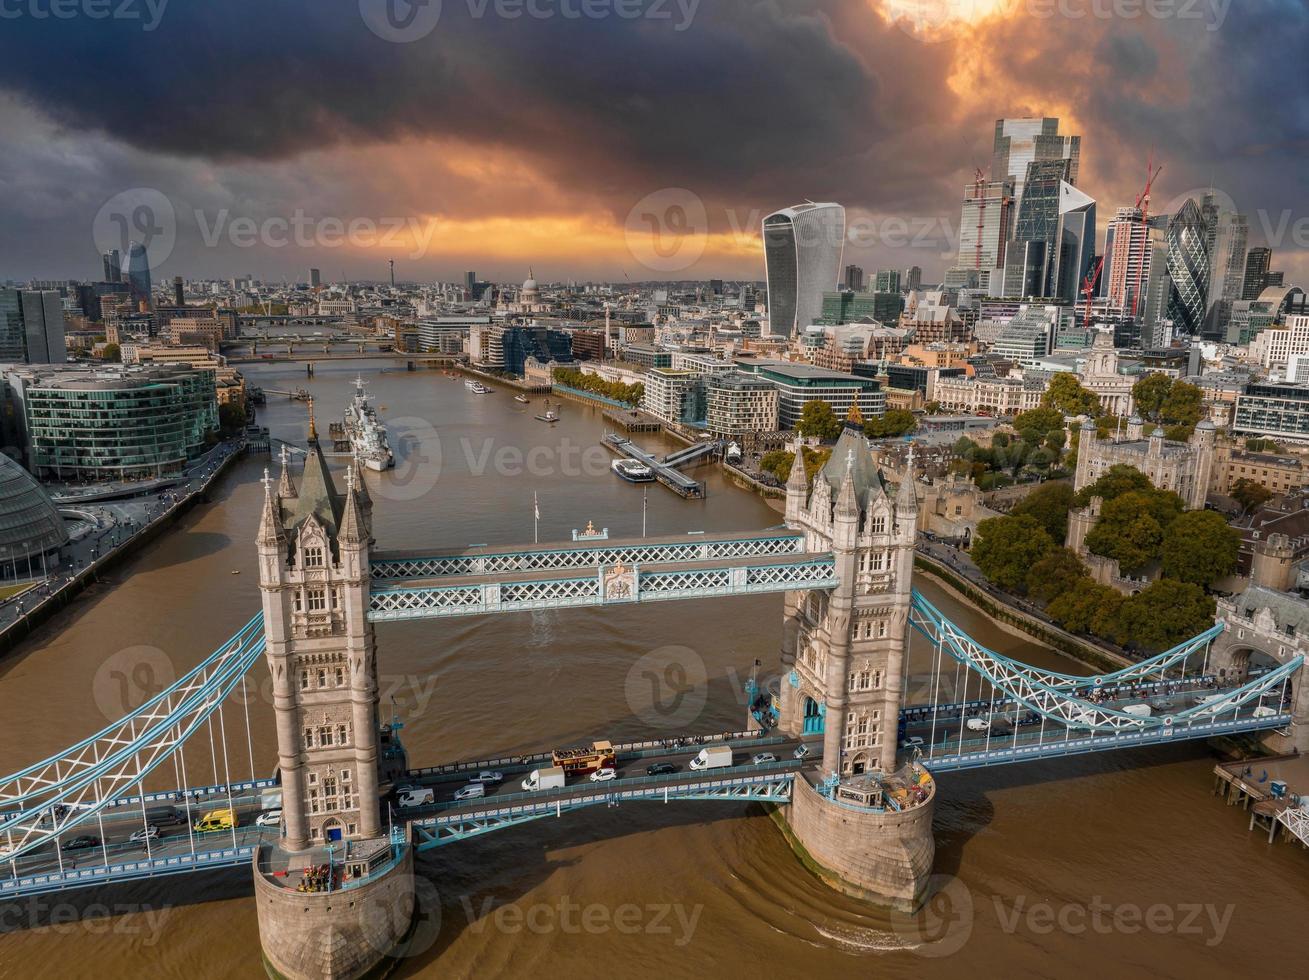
[775,424,935,911]
[253,426,415,980]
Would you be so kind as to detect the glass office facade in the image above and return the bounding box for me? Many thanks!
[0,452,69,564]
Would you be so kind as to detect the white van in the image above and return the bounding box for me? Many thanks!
[397,787,435,808]
[1122,704,1152,719]
[1253,706,1280,719]
[965,718,990,732]
[454,783,486,802]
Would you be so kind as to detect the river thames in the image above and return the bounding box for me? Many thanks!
[0,360,1303,978]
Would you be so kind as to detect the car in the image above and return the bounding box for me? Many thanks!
[61,835,100,851]
[469,771,503,785]
[646,763,678,776]
[902,736,925,748]
[129,826,159,844]
[454,783,487,802]
[793,745,810,760]
[255,809,282,828]
[589,768,618,782]
[751,753,778,765]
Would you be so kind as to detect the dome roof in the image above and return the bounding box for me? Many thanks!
[0,454,68,562]
[523,267,538,292]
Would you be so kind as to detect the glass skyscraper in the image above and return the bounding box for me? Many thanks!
[1001,158,1071,298]
[762,203,846,337]
[125,241,152,306]
[991,117,1081,208]
[1166,198,1210,336]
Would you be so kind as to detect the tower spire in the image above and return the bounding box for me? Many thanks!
[277,443,298,499]
[258,466,285,547]
[307,397,318,444]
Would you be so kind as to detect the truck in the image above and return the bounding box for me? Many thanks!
[521,766,567,792]
[551,741,616,778]
[689,745,733,771]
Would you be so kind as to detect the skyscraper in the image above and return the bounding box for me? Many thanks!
[874,269,901,293]
[1166,198,1210,336]
[1000,158,1071,298]
[310,268,322,289]
[0,288,24,361]
[173,276,185,308]
[844,265,865,291]
[906,266,923,291]
[1202,209,1249,338]
[991,117,1081,208]
[2,289,67,364]
[762,202,846,337]
[1243,247,1272,300]
[954,177,1014,279]
[124,241,152,307]
[102,249,121,283]
[1052,182,1096,304]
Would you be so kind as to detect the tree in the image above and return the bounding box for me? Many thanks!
[1085,488,1184,574]
[1013,407,1065,441]
[760,447,831,484]
[100,342,121,363]
[1026,548,1091,603]
[1042,373,1101,417]
[1109,580,1216,652]
[1230,478,1273,515]
[1011,482,1076,542]
[972,516,1055,592]
[1073,464,1153,507]
[1161,510,1240,586]
[864,409,917,439]
[218,402,246,434]
[1160,381,1204,428]
[1132,373,1173,421]
[797,400,843,441]
[1047,578,1123,635]
[925,401,942,415]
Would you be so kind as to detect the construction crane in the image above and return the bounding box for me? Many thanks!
[1130,153,1165,317]
[972,168,988,271]
[1081,256,1105,331]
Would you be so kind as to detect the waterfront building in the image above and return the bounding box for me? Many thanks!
[0,452,69,569]
[641,368,705,426]
[1074,416,1217,509]
[737,361,885,428]
[705,371,780,437]
[2,363,218,481]
[762,202,846,337]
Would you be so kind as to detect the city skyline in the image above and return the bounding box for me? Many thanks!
[0,2,1306,283]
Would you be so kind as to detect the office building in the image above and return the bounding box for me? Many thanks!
[124,241,152,307]
[1052,183,1096,303]
[1243,247,1273,300]
[991,305,1059,367]
[310,268,322,289]
[991,117,1081,207]
[818,291,902,326]
[1001,158,1072,298]
[953,177,1014,279]
[0,289,67,365]
[172,276,185,308]
[3,363,219,481]
[642,369,706,426]
[102,249,121,283]
[1203,209,1249,338]
[762,202,846,336]
[874,269,902,294]
[1166,198,1210,336]
[1234,382,1309,441]
[844,265,865,292]
[737,361,884,429]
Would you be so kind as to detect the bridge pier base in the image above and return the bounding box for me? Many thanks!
[780,777,935,913]
[254,833,417,980]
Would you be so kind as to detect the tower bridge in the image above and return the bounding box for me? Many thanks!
[1,421,1305,978]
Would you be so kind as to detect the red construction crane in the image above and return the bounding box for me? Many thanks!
[1130,153,1165,317]
[1082,256,1105,331]
[973,167,987,271]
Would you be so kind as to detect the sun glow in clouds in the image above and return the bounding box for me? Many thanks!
[880,0,1012,36]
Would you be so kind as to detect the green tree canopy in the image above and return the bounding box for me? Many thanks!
[1011,482,1076,542]
[1161,510,1240,586]
[1230,478,1273,515]
[972,516,1055,592]
[1073,464,1153,507]
[1108,580,1216,652]
[1026,547,1091,604]
[864,409,918,439]
[1132,373,1173,421]
[1085,488,1184,574]
[1047,578,1124,635]
[1042,373,1101,417]
[1013,407,1066,440]
[797,400,843,441]
[760,447,831,484]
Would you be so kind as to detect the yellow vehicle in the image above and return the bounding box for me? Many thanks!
[194,808,236,833]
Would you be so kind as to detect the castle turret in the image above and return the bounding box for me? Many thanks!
[1252,532,1296,592]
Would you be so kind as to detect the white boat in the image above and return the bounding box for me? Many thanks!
[612,459,655,483]
[514,394,530,405]
[535,399,560,423]
[343,377,394,471]
[465,379,492,394]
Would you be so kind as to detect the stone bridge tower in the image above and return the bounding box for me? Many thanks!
[775,425,935,911]
[253,425,415,980]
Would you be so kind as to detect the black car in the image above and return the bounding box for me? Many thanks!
[61,835,100,851]
[647,763,678,776]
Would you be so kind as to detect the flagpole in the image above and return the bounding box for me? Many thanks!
[643,490,648,538]
[534,492,540,544]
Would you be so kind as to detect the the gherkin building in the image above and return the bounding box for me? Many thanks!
[0,452,68,565]
[1166,198,1210,336]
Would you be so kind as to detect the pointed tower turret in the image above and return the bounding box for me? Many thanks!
[340,466,367,548]
[257,467,285,551]
[897,444,919,516]
[785,439,810,525]
[277,444,298,500]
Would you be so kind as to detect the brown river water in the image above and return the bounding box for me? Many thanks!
[0,360,1304,978]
